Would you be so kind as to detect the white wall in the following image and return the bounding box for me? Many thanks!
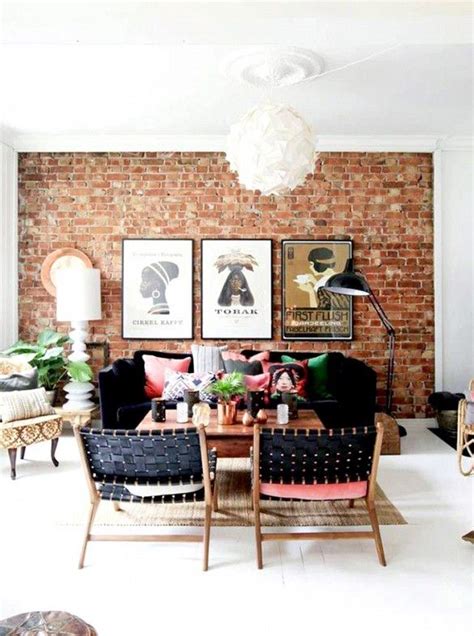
[0,142,18,350]
[435,146,474,393]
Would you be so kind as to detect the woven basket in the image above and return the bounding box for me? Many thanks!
[376,412,401,455]
[436,410,458,439]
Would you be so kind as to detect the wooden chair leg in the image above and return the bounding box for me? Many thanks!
[20,446,26,460]
[203,504,212,572]
[79,501,99,569]
[366,500,387,566]
[113,501,122,512]
[254,498,263,569]
[212,481,219,513]
[8,448,17,480]
[348,499,355,508]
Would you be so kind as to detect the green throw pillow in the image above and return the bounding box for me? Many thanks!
[281,353,332,399]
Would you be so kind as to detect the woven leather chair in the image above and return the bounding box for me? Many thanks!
[74,425,216,571]
[252,422,386,568]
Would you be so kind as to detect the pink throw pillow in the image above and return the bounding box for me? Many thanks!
[222,350,270,363]
[244,373,270,392]
[143,355,191,398]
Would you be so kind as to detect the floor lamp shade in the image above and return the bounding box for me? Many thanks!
[56,269,102,322]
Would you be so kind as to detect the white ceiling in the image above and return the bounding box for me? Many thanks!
[0,1,472,140]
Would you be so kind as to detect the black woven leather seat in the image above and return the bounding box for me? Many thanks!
[74,425,216,571]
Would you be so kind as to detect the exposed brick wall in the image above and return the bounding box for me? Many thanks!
[18,152,433,417]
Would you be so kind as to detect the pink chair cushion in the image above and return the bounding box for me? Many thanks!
[259,481,368,501]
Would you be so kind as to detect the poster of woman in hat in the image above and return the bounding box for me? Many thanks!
[282,240,353,340]
[201,239,272,339]
[122,239,193,339]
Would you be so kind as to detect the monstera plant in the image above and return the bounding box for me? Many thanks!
[2,329,93,393]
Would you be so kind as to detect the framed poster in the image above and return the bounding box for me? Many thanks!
[122,239,193,340]
[201,239,272,340]
[282,240,353,340]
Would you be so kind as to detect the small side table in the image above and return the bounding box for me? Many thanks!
[54,406,99,429]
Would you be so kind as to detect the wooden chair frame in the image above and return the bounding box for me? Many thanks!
[73,425,215,571]
[457,379,474,477]
[252,421,386,569]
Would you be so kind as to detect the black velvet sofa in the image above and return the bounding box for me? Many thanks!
[98,349,377,430]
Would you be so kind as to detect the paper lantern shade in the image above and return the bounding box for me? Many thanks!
[226,102,317,196]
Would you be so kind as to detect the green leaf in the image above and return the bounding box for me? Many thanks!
[37,329,69,348]
[66,361,93,383]
[2,342,42,356]
[41,347,65,361]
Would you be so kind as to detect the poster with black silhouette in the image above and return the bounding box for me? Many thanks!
[282,240,353,340]
[122,239,193,339]
[201,239,272,339]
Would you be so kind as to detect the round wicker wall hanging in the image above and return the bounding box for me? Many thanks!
[40,248,93,297]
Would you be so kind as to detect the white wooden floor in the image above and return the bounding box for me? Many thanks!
[0,419,472,636]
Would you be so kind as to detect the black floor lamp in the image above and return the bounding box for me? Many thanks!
[324,258,395,414]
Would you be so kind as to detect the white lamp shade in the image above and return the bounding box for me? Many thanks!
[56,268,102,322]
[226,102,317,196]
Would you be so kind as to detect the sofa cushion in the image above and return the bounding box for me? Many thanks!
[143,355,192,398]
[223,359,263,375]
[268,361,307,399]
[191,344,227,374]
[282,353,332,400]
[163,370,216,402]
[244,373,270,392]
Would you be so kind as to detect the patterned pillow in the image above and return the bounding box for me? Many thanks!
[1,388,55,424]
[163,370,217,403]
[268,361,308,399]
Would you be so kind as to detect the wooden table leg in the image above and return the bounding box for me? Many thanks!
[8,448,17,480]
[51,438,59,467]
[20,446,26,460]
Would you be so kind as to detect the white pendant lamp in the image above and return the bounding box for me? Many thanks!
[226,101,316,196]
[223,47,322,196]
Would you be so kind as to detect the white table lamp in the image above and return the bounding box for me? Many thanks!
[56,268,102,409]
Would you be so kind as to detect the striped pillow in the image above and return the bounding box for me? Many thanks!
[1,388,55,424]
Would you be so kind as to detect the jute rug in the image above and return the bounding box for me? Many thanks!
[65,459,406,527]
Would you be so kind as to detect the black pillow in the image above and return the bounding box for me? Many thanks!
[223,359,263,375]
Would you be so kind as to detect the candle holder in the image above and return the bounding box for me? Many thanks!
[176,401,189,424]
[281,391,299,419]
[151,397,166,422]
[184,389,200,418]
[247,390,265,418]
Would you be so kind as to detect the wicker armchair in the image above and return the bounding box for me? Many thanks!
[457,379,474,477]
[252,422,386,568]
[74,425,216,571]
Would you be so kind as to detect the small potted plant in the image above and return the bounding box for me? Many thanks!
[209,371,246,425]
[2,328,93,405]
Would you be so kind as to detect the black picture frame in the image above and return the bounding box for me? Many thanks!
[200,238,273,340]
[281,239,353,341]
[122,238,194,340]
